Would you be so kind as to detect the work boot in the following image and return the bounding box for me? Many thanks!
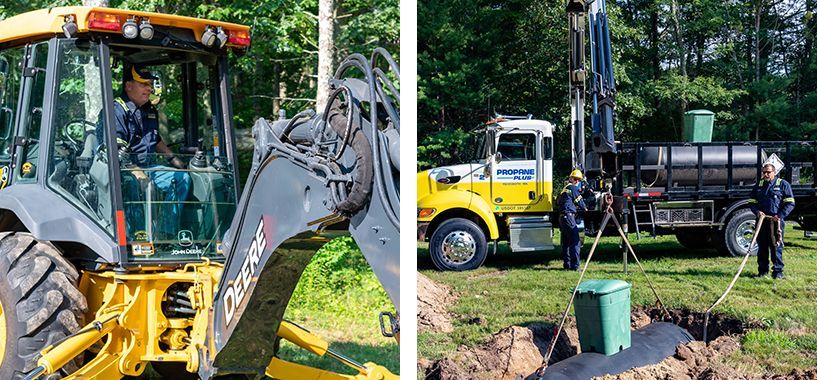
[754,271,769,278]
[772,272,784,280]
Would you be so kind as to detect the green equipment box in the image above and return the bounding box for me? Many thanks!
[573,279,632,355]
[683,109,715,143]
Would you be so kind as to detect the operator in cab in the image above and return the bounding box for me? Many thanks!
[557,169,587,271]
[113,65,190,238]
[748,163,795,279]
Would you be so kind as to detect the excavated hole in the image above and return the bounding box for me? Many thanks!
[632,306,763,341]
[423,307,761,380]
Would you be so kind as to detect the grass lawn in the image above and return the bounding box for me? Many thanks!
[418,225,817,375]
[278,236,400,376]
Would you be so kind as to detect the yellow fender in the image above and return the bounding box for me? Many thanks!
[418,189,499,240]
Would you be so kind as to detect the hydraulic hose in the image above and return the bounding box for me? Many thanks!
[335,54,399,227]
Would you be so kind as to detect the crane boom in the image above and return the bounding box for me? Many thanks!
[568,0,618,177]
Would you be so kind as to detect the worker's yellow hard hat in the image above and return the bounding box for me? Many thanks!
[570,169,583,180]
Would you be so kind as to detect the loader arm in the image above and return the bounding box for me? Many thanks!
[198,49,400,378]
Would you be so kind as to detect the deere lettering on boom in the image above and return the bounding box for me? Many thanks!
[0,6,400,379]
[417,0,817,271]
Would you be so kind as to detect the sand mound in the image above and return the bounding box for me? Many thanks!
[418,273,457,333]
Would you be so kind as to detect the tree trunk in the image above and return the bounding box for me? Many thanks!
[316,0,335,112]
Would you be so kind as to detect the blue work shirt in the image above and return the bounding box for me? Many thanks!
[749,177,795,219]
[558,182,586,214]
[113,92,161,167]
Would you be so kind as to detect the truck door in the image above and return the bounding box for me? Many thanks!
[491,131,539,209]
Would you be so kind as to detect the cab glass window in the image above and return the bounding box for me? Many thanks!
[16,42,48,182]
[497,133,535,161]
[46,39,114,234]
[107,50,236,262]
[0,48,23,166]
[543,136,553,160]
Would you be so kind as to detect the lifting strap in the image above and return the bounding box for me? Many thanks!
[702,215,768,343]
[536,193,670,375]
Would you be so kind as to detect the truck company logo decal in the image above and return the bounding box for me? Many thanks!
[496,168,535,181]
[223,217,268,324]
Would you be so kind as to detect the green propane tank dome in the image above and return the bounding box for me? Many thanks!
[683,109,715,143]
[573,279,632,295]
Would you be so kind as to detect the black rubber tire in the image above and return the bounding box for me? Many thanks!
[720,209,759,257]
[674,228,713,250]
[0,232,86,379]
[429,218,488,271]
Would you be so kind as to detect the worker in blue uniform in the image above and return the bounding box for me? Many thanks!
[113,65,190,240]
[557,169,587,270]
[748,163,795,279]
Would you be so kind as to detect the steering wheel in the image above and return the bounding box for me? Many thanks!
[61,119,97,150]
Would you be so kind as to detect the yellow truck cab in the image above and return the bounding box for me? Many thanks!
[418,116,556,270]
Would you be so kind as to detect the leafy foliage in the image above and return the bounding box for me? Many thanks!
[419,0,817,170]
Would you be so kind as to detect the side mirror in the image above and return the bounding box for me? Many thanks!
[494,152,503,164]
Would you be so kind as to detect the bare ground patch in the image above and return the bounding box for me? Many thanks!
[418,273,458,333]
[421,308,817,380]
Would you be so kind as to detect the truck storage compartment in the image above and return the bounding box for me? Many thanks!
[652,200,714,226]
[507,216,553,252]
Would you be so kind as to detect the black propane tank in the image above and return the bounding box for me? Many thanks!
[639,145,765,187]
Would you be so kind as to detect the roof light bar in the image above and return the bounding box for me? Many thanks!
[227,29,251,47]
[215,26,228,49]
[201,26,216,48]
[88,12,122,31]
[62,15,78,38]
[122,17,138,39]
[139,18,154,40]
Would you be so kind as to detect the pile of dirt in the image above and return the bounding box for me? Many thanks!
[423,321,580,380]
[418,273,457,333]
[600,336,817,380]
[597,335,743,380]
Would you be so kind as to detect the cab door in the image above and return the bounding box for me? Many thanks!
[490,131,539,208]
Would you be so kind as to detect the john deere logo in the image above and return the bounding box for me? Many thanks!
[178,230,193,247]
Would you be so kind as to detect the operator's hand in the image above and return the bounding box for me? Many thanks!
[772,215,780,222]
[133,170,149,191]
[170,156,186,169]
[758,211,765,219]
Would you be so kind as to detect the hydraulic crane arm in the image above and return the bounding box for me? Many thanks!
[568,0,617,175]
[199,49,400,378]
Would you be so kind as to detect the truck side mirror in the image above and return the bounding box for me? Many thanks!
[494,152,503,164]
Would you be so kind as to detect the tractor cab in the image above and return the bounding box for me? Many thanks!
[0,7,250,265]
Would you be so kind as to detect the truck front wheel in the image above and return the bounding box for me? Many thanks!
[428,218,488,271]
[719,209,759,257]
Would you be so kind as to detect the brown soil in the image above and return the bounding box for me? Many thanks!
[423,320,580,380]
[418,273,457,333]
[422,308,813,380]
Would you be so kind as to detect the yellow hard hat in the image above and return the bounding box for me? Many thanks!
[570,169,583,180]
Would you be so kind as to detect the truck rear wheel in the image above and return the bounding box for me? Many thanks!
[719,209,759,257]
[0,232,86,379]
[429,218,488,271]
